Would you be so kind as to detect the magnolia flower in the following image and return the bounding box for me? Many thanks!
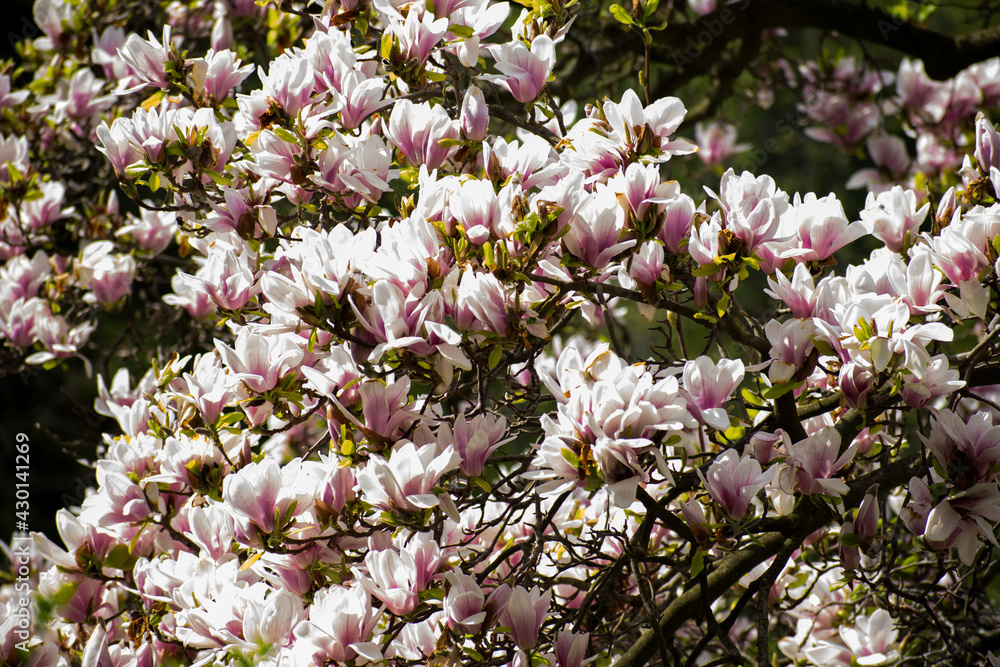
[858,186,929,252]
[554,628,590,667]
[444,572,486,634]
[765,318,816,384]
[904,477,1000,565]
[603,88,695,156]
[190,48,253,106]
[221,458,311,543]
[293,585,383,665]
[197,247,258,311]
[500,586,551,650]
[356,440,461,515]
[387,10,449,68]
[384,100,459,170]
[785,428,856,497]
[563,188,636,269]
[215,327,303,394]
[765,263,816,318]
[439,412,509,477]
[682,356,745,430]
[920,409,1000,485]
[451,178,500,244]
[784,192,866,262]
[699,450,776,521]
[485,35,555,103]
[116,26,173,91]
[460,85,490,141]
[695,121,749,164]
[975,113,1000,174]
[77,241,137,305]
[839,609,900,666]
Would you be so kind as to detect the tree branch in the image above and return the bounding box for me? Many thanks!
[612,418,922,667]
[652,0,1000,99]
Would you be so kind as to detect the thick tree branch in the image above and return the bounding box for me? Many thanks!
[652,0,1000,99]
[612,411,921,667]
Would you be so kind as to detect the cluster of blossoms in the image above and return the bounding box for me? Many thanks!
[791,51,1000,197]
[3,0,1000,666]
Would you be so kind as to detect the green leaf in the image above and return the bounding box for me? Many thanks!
[690,548,705,578]
[691,261,722,277]
[761,381,802,400]
[141,90,166,111]
[217,411,244,428]
[448,24,474,39]
[488,344,503,370]
[104,544,138,571]
[716,292,730,317]
[608,3,635,25]
[472,476,492,493]
[644,0,659,18]
[52,580,80,605]
[313,290,327,320]
[273,126,299,144]
[561,447,580,467]
[204,169,233,186]
[380,32,394,61]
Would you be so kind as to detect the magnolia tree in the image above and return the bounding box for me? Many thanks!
[4,0,1000,665]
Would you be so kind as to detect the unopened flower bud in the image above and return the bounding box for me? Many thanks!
[460,85,489,142]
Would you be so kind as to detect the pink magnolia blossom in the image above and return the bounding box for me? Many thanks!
[698,449,776,521]
[603,88,696,157]
[76,241,136,305]
[783,192,866,262]
[554,628,590,667]
[384,100,459,170]
[858,186,929,252]
[439,411,509,477]
[356,440,461,515]
[785,428,856,497]
[292,585,383,665]
[765,263,816,318]
[695,121,749,165]
[920,409,1000,485]
[903,476,1000,565]
[0,134,29,186]
[190,49,253,106]
[444,572,487,634]
[486,35,556,103]
[563,189,636,269]
[682,355,745,430]
[215,328,303,394]
[839,609,900,665]
[221,458,311,544]
[461,85,490,141]
[358,540,441,616]
[847,134,911,192]
[197,247,258,311]
[387,10,449,67]
[656,192,696,253]
[500,585,551,651]
[765,318,816,384]
[116,26,173,91]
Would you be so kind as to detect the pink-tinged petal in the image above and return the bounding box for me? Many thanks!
[924,500,961,542]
